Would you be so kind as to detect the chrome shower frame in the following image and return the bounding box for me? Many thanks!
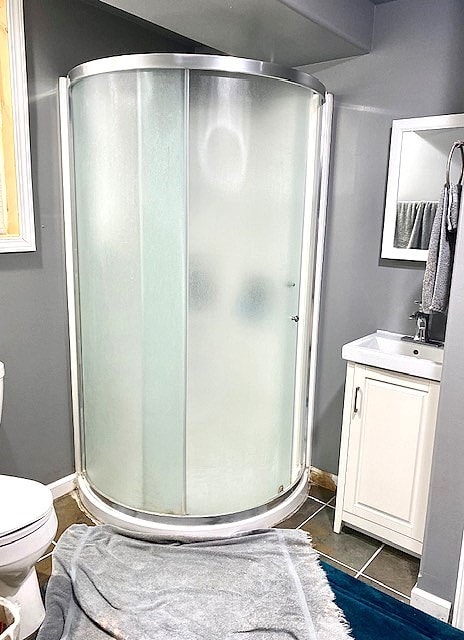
[59,54,330,536]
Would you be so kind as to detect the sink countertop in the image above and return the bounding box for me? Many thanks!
[342,330,443,382]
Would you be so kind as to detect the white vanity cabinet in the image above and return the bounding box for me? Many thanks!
[334,362,440,555]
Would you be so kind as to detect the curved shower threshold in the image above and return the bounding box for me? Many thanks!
[77,470,309,538]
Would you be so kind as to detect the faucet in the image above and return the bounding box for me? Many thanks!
[409,301,430,343]
[401,301,444,347]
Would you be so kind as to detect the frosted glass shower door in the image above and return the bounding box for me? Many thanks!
[186,72,313,515]
[71,70,187,514]
[69,60,322,521]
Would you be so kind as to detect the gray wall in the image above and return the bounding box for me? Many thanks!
[0,0,195,484]
[418,205,464,602]
[281,0,374,51]
[306,0,464,474]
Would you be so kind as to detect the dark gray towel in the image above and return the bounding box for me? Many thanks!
[422,184,461,313]
[394,201,437,249]
[408,201,437,249]
[37,525,351,640]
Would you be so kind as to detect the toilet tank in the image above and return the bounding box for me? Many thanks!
[0,362,4,423]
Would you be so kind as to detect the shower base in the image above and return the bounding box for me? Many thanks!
[77,471,309,538]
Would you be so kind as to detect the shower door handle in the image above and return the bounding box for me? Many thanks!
[291,315,299,322]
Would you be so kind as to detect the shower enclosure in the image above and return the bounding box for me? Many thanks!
[60,55,327,535]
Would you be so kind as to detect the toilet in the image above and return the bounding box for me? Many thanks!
[0,363,58,639]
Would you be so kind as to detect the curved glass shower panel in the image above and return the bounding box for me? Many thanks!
[71,69,187,514]
[67,55,325,524]
[186,72,314,515]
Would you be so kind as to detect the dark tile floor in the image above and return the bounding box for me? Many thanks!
[277,484,420,605]
[35,484,420,608]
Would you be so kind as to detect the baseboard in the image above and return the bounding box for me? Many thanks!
[310,466,338,492]
[410,585,452,622]
[452,529,464,629]
[47,473,77,499]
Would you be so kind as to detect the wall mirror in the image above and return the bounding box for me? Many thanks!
[381,113,464,261]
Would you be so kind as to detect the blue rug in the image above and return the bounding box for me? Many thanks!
[322,560,464,639]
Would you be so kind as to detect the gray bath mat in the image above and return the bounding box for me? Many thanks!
[37,525,352,640]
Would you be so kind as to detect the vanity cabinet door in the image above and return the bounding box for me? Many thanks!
[342,365,439,542]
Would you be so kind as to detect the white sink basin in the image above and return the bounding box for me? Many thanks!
[342,330,444,381]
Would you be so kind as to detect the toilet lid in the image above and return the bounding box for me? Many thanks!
[0,475,53,537]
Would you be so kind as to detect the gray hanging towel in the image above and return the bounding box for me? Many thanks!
[394,201,438,249]
[395,202,417,248]
[447,183,461,231]
[422,184,461,313]
[408,201,438,249]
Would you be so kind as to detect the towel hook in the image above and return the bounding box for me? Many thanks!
[445,140,464,187]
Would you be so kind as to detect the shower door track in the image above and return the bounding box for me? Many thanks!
[77,470,309,537]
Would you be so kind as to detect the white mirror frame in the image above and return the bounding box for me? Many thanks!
[381,113,464,262]
[0,0,35,253]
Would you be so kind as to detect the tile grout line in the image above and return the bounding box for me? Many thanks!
[309,492,413,603]
[307,495,330,507]
[362,574,411,602]
[281,491,335,528]
[317,537,411,602]
[38,551,53,563]
[316,549,358,574]
[297,502,328,529]
[326,496,336,509]
[355,543,384,578]
[308,489,336,503]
